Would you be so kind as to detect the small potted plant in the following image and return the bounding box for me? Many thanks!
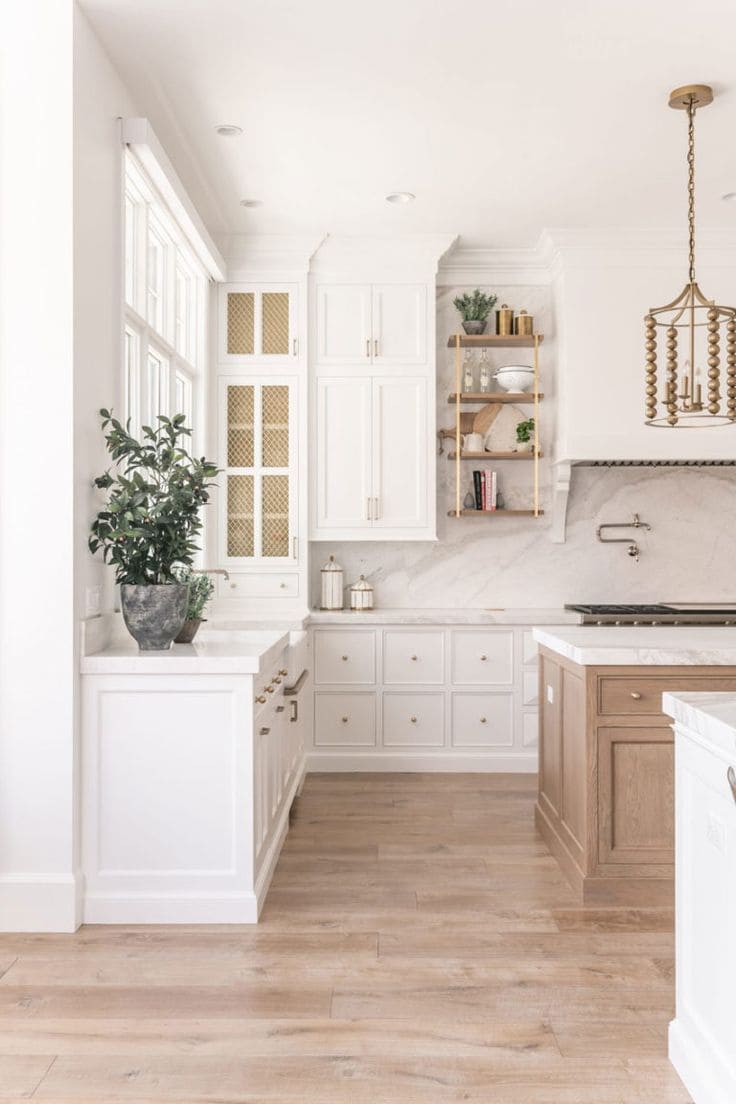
[515,417,536,452]
[453,289,498,335]
[89,410,219,651]
[172,568,216,643]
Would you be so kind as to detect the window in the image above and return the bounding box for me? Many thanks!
[123,151,208,442]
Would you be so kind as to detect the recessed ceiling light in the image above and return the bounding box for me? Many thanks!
[214,124,243,137]
[721,191,736,202]
[240,199,263,208]
[385,191,416,204]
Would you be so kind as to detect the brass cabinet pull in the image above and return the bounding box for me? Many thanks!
[727,766,736,805]
[411,655,418,661]
[293,337,298,356]
[259,726,270,736]
[480,716,487,724]
[374,338,379,357]
[290,700,298,723]
[279,669,288,677]
[341,716,349,723]
[341,655,348,661]
[273,676,282,684]
[367,497,372,521]
[410,716,417,724]
[265,686,274,694]
[255,695,267,704]
[374,496,380,520]
[365,338,370,357]
[480,655,488,661]
[630,691,642,700]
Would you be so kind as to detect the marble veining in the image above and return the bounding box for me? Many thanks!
[534,625,736,666]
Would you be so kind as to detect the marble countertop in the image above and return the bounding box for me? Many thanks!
[533,625,736,666]
[81,628,290,675]
[663,691,736,754]
[309,607,581,626]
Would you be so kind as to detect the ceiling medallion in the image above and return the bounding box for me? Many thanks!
[645,84,736,427]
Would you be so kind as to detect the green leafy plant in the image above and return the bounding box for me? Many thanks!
[453,289,498,322]
[172,567,215,620]
[89,410,219,585]
[516,417,535,444]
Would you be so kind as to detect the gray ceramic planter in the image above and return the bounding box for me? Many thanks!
[120,584,190,651]
[462,320,487,335]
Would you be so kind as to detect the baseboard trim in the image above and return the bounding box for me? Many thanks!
[83,890,259,925]
[669,1016,736,1104]
[307,751,538,772]
[0,871,82,932]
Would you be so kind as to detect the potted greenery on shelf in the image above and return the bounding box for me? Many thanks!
[172,567,216,643]
[453,289,498,335]
[515,417,535,452]
[89,410,219,651]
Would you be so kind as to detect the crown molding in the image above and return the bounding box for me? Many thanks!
[542,227,736,270]
[222,233,327,279]
[438,234,556,285]
[310,233,458,278]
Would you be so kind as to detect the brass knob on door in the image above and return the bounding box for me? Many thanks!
[265,686,274,694]
[480,655,487,661]
[279,669,288,677]
[630,691,642,700]
[410,716,417,724]
[273,676,282,684]
[341,655,348,661]
[411,655,418,661]
[341,716,349,723]
[480,717,487,724]
[255,695,266,704]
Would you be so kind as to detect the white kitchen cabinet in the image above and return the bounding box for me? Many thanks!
[315,282,426,368]
[451,692,514,748]
[451,630,514,686]
[383,691,444,747]
[314,692,376,746]
[312,375,431,539]
[383,629,444,685]
[314,629,376,685]
[219,283,299,363]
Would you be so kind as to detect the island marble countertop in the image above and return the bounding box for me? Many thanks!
[309,607,581,626]
[533,625,736,666]
[81,628,290,675]
[662,691,736,753]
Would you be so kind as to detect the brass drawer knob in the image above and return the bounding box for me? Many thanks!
[279,669,288,677]
[341,655,349,661]
[480,655,488,661]
[341,716,349,723]
[480,716,487,724]
[255,695,266,704]
[265,686,274,694]
[410,716,417,723]
[273,676,282,684]
[630,691,642,700]
[411,655,418,661]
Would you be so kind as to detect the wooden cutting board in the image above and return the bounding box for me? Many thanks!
[473,403,502,436]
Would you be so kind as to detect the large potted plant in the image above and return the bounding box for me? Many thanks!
[89,410,219,651]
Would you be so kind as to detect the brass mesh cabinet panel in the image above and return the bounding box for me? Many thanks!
[227,475,254,557]
[227,385,255,467]
[262,292,290,355]
[226,292,255,355]
[262,474,290,557]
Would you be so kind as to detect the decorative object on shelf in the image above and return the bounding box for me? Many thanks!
[89,410,219,651]
[463,489,476,510]
[596,513,651,563]
[483,405,526,453]
[349,575,374,611]
[514,309,534,336]
[478,350,491,392]
[320,554,344,610]
[453,289,497,335]
[462,350,475,392]
[515,418,535,452]
[462,432,484,452]
[644,84,736,428]
[494,365,535,392]
[496,304,514,336]
[171,567,216,643]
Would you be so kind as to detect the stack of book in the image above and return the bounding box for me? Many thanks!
[472,470,497,511]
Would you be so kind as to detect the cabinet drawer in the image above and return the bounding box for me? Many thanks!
[451,630,513,685]
[451,692,514,748]
[383,630,444,685]
[598,675,736,716]
[314,693,375,747]
[223,573,299,599]
[382,692,444,747]
[314,630,376,685]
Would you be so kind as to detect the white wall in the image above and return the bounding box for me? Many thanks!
[0,0,77,929]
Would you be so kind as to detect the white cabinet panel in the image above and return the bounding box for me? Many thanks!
[315,692,376,746]
[372,284,426,364]
[383,692,444,747]
[316,284,372,366]
[522,712,539,748]
[522,671,539,706]
[372,376,427,530]
[383,630,444,685]
[314,377,372,531]
[314,629,376,685]
[522,631,539,665]
[451,630,514,685]
[452,693,514,748]
[223,573,299,599]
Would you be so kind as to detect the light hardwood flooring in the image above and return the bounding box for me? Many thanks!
[0,774,690,1102]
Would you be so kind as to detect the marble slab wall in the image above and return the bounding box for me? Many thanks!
[311,285,736,609]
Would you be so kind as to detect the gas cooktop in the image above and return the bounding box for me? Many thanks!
[565,603,736,625]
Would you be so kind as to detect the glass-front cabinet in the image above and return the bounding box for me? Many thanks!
[219,378,297,566]
[218,284,298,363]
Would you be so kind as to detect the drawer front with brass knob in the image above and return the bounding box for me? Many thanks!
[597,676,736,716]
[451,630,514,686]
[383,630,444,685]
[451,692,514,748]
[382,692,444,747]
[314,692,376,747]
[314,630,375,685]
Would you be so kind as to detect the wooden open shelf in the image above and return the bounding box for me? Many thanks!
[448,509,544,518]
[446,334,544,348]
[448,392,543,404]
[448,450,542,461]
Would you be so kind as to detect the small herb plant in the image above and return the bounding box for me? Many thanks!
[516,418,535,444]
[453,289,498,322]
[89,411,219,586]
[172,567,215,620]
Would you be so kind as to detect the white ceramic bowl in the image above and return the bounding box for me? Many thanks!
[493,365,535,393]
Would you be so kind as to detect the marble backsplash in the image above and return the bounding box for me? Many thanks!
[311,284,736,609]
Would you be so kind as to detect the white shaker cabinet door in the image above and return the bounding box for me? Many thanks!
[315,284,372,367]
[314,377,372,531]
[372,284,427,364]
[371,376,428,530]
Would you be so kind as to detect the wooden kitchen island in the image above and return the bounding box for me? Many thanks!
[532,626,736,906]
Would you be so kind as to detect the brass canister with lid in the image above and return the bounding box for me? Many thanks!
[514,309,534,336]
[496,304,514,336]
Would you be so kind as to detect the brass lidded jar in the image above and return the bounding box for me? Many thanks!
[496,304,514,336]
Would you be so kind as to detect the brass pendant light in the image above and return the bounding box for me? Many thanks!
[645,84,736,427]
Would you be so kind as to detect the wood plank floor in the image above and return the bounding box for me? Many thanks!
[0,773,691,1102]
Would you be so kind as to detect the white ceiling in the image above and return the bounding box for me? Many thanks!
[81,0,736,249]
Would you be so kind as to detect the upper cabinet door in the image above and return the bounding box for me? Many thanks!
[372,284,427,364]
[315,284,372,367]
[219,284,299,363]
[371,376,428,530]
[313,377,372,532]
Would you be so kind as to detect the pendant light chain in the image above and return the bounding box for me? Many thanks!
[687,97,696,283]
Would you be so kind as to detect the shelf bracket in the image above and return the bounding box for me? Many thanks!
[550,461,572,543]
